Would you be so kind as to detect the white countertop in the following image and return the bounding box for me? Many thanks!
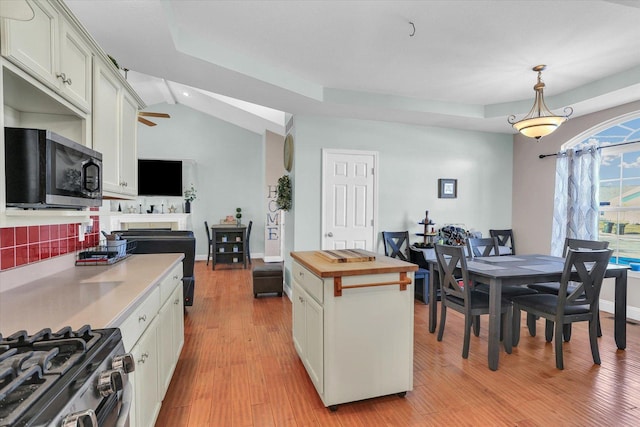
[0,253,183,335]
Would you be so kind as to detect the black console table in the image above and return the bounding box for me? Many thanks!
[211,225,247,270]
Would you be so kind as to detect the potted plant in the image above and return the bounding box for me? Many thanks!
[184,185,197,213]
[276,175,292,211]
[235,207,242,225]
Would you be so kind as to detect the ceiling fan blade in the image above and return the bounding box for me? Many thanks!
[138,112,170,118]
[138,116,157,126]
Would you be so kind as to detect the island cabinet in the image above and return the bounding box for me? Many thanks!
[290,250,417,411]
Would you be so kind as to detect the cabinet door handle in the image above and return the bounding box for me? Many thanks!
[56,72,68,84]
[327,232,333,237]
[138,314,147,322]
[298,296,304,303]
[174,299,180,305]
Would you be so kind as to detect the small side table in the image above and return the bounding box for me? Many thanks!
[211,225,247,270]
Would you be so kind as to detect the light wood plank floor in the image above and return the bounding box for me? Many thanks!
[156,260,640,426]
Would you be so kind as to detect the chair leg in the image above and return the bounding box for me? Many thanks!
[545,320,554,342]
[473,315,480,337]
[563,324,572,342]
[527,313,537,337]
[206,245,211,266]
[555,320,564,370]
[502,309,512,354]
[462,313,472,359]
[512,306,522,346]
[597,313,602,337]
[437,304,447,342]
[590,319,601,365]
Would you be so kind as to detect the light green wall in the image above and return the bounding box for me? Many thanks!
[284,116,513,286]
[137,103,264,258]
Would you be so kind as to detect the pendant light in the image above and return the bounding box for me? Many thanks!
[508,65,573,140]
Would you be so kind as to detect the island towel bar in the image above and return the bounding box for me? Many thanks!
[333,272,411,297]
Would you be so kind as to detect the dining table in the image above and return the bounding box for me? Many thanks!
[425,254,629,371]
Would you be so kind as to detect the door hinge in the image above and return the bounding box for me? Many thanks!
[371,168,374,175]
[371,219,374,226]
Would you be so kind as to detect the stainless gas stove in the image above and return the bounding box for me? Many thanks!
[0,326,134,427]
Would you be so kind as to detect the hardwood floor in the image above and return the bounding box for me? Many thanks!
[156,260,640,426]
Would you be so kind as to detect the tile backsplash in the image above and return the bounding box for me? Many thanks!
[0,216,100,271]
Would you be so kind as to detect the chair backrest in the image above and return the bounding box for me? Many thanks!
[558,248,612,310]
[409,246,429,269]
[467,237,500,257]
[562,238,609,257]
[435,244,471,302]
[204,220,211,242]
[382,231,410,261]
[489,229,515,255]
[246,220,253,241]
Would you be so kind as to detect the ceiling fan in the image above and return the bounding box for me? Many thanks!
[138,111,170,127]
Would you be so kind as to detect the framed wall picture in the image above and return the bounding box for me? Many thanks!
[438,178,457,199]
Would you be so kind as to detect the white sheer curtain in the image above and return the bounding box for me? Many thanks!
[550,145,601,256]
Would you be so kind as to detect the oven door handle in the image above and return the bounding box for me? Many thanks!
[62,409,98,427]
[115,378,133,427]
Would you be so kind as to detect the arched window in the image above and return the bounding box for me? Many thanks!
[571,115,640,264]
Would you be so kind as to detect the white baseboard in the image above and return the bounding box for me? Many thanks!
[600,299,640,322]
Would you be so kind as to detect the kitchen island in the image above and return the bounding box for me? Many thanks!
[290,250,417,410]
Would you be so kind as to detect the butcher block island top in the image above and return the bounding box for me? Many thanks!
[291,250,417,277]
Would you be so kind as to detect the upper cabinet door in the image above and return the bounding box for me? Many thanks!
[1,1,92,113]
[1,0,60,88]
[120,91,139,196]
[59,21,92,111]
[93,59,121,195]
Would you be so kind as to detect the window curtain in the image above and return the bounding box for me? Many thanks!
[550,146,601,256]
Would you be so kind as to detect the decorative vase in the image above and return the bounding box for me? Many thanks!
[185,201,191,213]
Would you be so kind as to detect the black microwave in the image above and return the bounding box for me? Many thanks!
[4,127,103,209]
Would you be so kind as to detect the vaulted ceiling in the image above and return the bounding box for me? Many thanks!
[66,0,640,136]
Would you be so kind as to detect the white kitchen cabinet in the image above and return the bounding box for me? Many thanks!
[131,315,160,427]
[117,261,184,427]
[158,269,184,400]
[120,90,139,195]
[93,57,140,197]
[291,253,415,410]
[1,0,92,112]
[292,280,324,393]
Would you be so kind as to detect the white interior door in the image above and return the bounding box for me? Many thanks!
[322,149,377,250]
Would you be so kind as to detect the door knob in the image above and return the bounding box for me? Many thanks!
[327,232,333,237]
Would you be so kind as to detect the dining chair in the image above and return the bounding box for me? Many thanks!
[434,244,512,359]
[527,238,610,340]
[409,246,431,304]
[245,220,253,265]
[511,248,613,369]
[467,236,538,337]
[382,231,429,303]
[204,221,213,266]
[382,231,410,261]
[466,236,501,257]
[489,229,516,255]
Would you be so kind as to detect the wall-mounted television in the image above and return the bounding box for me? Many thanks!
[137,159,183,197]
